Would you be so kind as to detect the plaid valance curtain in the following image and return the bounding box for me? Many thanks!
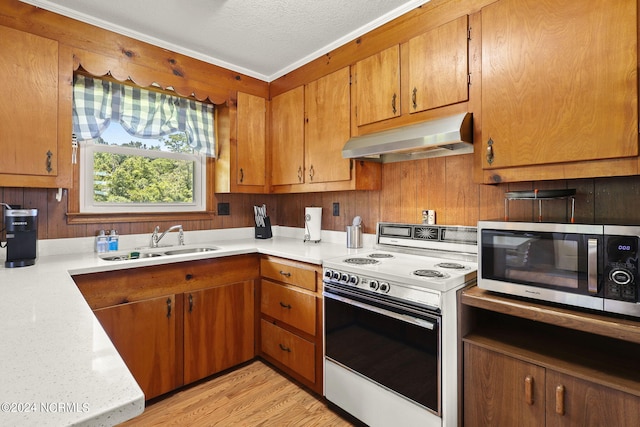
[72,75,216,156]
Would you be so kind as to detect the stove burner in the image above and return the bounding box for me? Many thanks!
[435,262,466,270]
[343,258,380,265]
[413,269,449,279]
[368,253,395,259]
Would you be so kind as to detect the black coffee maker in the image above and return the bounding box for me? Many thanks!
[4,208,38,268]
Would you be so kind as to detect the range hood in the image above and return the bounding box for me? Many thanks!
[342,112,473,163]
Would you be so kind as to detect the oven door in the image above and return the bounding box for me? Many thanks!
[324,283,441,420]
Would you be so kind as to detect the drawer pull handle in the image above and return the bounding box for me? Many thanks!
[279,270,291,277]
[279,343,291,352]
[188,294,194,312]
[279,301,292,309]
[166,298,172,318]
[555,385,565,415]
[524,375,534,405]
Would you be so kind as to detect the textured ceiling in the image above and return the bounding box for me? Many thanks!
[19,0,431,82]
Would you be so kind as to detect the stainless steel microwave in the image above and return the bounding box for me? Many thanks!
[478,221,640,318]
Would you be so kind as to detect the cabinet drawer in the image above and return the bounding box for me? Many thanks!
[261,319,315,383]
[261,279,316,335]
[260,257,316,291]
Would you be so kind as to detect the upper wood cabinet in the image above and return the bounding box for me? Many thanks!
[236,92,266,187]
[352,15,469,129]
[271,86,305,186]
[270,67,380,193]
[354,45,401,126]
[215,92,268,193]
[408,14,469,114]
[0,25,72,188]
[480,0,638,183]
[304,67,351,184]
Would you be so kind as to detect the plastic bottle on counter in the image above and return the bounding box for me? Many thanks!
[108,230,119,251]
[95,230,108,253]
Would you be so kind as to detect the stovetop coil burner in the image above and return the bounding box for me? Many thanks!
[343,258,380,265]
[413,269,449,279]
[435,262,466,270]
[368,253,395,259]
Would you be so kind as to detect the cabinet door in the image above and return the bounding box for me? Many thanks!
[464,343,545,427]
[271,86,305,185]
[408,15,469,114]
[305,67,351,184]
[0,25,59,177]
[94,295,178,400]
[183,281,255,384]
[481,0,637,169]
[355,45,401,126]
[546,370,640,427]
[236,92,266,186]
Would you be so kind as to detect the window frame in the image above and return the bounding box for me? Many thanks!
[79,138,207,214]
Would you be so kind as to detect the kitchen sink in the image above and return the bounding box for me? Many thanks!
[99,245,219,261]
[163,247,218,255]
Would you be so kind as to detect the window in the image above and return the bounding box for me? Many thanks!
[79,125,206,213]
[72,74,215,214]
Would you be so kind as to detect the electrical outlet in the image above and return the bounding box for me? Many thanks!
[333,202,340,216]
[217,202,230,216]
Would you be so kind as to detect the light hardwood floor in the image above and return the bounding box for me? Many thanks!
[119,360,359,426]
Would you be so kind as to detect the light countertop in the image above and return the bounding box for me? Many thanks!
[0,226,372,426]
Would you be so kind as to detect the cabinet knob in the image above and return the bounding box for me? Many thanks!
[185,273,194,280]
[486,138,495,164]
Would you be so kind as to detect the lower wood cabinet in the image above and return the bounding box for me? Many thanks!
[73,255,259,400]
[464,343,640,427]
[259,256,323,394]
[94,295,179,399]
[183,281,254,384]
[461,286,640,427]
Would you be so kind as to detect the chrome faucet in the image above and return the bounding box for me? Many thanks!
[150,224,184,248]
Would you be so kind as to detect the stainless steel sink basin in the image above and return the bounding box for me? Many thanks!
[99,246,219,261]
[100,252,164,261]
[163,247,218,255]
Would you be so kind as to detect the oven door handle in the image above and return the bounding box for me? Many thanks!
[323,291,436,330]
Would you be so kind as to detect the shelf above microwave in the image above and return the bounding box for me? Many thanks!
[504,189,576,222]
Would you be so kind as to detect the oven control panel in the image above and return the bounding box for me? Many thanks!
[323,268,441,310]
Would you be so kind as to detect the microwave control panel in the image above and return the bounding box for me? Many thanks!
[604,235,639,302]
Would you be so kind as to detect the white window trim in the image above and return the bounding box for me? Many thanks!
[79,140,207,214]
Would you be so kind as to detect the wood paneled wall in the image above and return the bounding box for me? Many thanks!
[6,155,640,240]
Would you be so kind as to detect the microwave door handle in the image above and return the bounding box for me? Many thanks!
[588,238,598,294]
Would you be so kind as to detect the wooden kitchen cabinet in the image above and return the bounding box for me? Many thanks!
[480,0,638,183]
[271,86,305,186]
[464,342,640,427]
[259,256,323,394]
[461,286,640,426]
[407,14,469,114]
[73,255,260,400]
[352,15,468,129]
[183,280,255,384]
[354,45,401,126]
[215,92,268,193]
[94,295,179,400]
[0,24,72,188]
[270,68,380,193]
